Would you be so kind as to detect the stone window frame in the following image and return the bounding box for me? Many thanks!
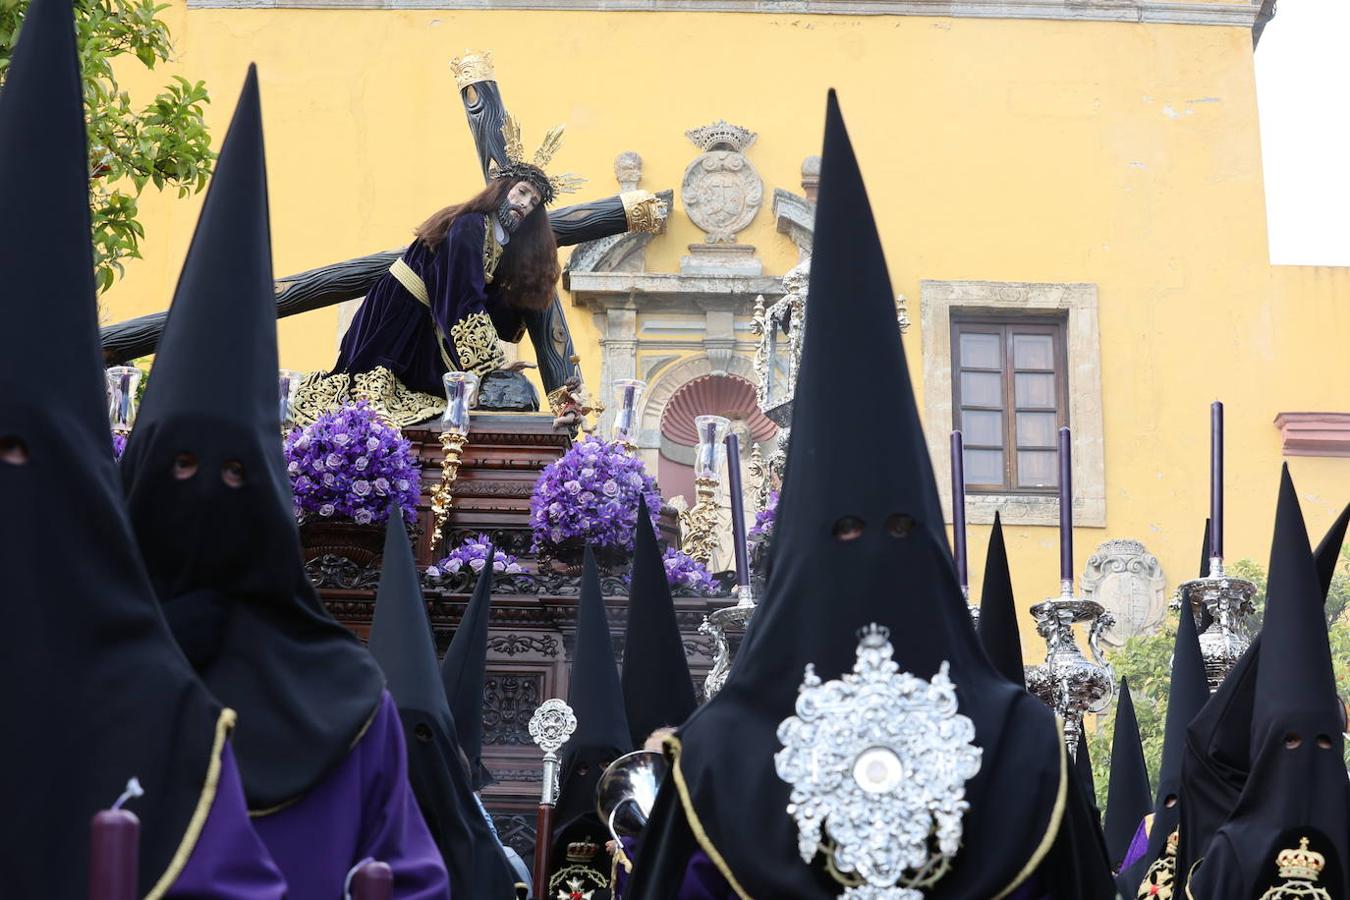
[921,279,1105,528]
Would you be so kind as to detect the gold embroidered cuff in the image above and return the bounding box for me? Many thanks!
[450,310,507,376]
[620,190,667,234]
[449,51,495,90]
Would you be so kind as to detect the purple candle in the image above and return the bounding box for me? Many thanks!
[1211,401,1223,562]
[88,809,138,900]
[1059,427,1074,588]
[724,433,751,590]
[950,431,968,593]
[349,861,394,900]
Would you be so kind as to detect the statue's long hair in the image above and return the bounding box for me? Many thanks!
[413,178,559,312]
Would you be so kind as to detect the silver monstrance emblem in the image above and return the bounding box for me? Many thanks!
[774,624,982,900]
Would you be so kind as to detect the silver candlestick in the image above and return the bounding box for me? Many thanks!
[1025,593,1116,755]
[700,588,756,700]
[1175,558,1258,691]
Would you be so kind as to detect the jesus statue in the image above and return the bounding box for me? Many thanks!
[295,117,586,427]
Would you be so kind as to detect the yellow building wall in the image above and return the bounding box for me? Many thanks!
[105,8,1349,656]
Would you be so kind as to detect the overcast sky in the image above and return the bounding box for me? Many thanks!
[1255,0,1350,266]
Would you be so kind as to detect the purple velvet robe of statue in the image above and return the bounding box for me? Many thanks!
[332,213,523,395]
[251,692,451,900]
[1117,816,1152,878]
[169,742,287,898]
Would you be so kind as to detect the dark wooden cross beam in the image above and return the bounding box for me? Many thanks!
[100,71,656,398]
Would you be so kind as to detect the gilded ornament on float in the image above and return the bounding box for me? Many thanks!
[619,190,668,234]
[430,370,477,545]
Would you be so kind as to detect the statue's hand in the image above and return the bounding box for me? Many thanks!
[504,360,537,373]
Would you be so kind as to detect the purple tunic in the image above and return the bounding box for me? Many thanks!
[252,692,450,900]
[170,742,287,898]
[333,214,522,395]
[1118,816,1152,876]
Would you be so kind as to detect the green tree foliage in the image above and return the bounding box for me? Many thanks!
[0,0,213,293]
[1088,546,1350,810]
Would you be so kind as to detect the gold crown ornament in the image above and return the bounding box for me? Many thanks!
[449,50,495,90]
[565,839,600,863]
[1258,837,1332,900]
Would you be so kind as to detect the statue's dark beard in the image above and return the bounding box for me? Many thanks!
[498,199,523,234]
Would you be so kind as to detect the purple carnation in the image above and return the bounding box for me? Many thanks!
[429,534,522,578]
[529,436,662,555]
[111,431,127,461]
[662,548,716,592]
[749,490,779,540]
[283,401,420,526]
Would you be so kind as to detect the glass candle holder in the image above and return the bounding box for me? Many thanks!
[611,378,646,446]
[278,369,303,432]
[105,366,143,434]
[441,371,480,436]
[694,415,731,480]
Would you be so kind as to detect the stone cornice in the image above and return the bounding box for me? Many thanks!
[186,0,1262,28]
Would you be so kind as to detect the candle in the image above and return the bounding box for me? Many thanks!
[1211,401,1223,562]
[349,861,394,900]
[89,809,138,900]
[1059,427,1074,589]
[725,433,751,589]
[950,431,968,594]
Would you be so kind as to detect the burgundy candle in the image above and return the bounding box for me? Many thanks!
[950,430,968,593]
[350,861,394,900]
[724,433,751,590]
[1211,401,1223,562]
[88,809,138,900]
[1058,427,1074,589]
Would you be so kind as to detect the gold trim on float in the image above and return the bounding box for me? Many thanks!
[989,716,1070,900]
[145,707,238,900]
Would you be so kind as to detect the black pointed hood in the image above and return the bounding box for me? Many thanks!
[120,67,383,811]
[977,512,1025,687]
[441,554,495,790]
[641,92,1088,899]
[1104,677,1152,869]
[1175,500,1348,897]
[622,495,698,748]
[1186,468,1350,898]
[369,509,518,897]
[0,0,229,893]
[551,547,633,872]
[1117,564,1210,894]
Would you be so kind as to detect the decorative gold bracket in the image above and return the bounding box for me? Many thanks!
[430,431,468,544]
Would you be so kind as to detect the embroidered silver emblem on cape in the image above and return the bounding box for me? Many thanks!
[774,624,982,899]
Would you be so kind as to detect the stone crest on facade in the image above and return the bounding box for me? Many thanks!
[1080,539,1167,644]
[681,120,763,243]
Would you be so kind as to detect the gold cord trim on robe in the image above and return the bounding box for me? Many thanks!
[145,707,238,900]
[1185,858,1204,900]
[387,258,459,372]
[249,699,382,818]
[664,713,1069,900]
[663,734,755,900]
[292,366,445,429]
[989,716,1070,900]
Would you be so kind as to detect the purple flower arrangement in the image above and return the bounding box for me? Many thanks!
[529,436,662,559]
[662,548,716,592]
[284,401,420,526]
[428,534,523,578]
[749,490,779,539]
[111,431,127,461]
